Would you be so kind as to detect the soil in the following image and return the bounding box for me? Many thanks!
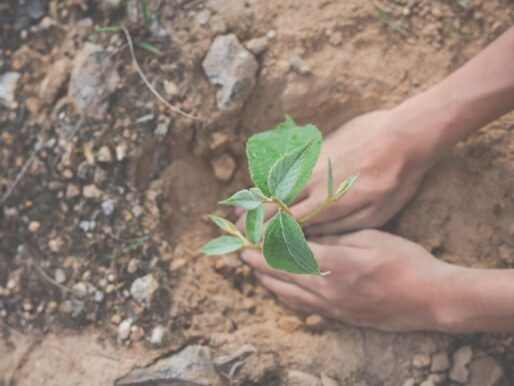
[1,0,514,385]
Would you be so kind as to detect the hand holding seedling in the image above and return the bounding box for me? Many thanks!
[202,116,358,275]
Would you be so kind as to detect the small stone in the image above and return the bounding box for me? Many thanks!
[449,346,473,384]
[289,54,311,75]
[195,9,211,26]
[111,314,122,325]
[48,181,64,191]
[320,373,339,386]
[132,205,143,217]
[287,370,321,386]
[117,318,133,343]
[245,37,268,55]
[79,220,94,232]
[127,258,140,274]
[277,315,302,332]
[83,184,102,199]
[412,354,431,368]
[28,221,41,233]
[115,142,128,161]
[0,72,21,109]
[305,314,326,332]
[72,282,89,298]
[431,352,450,372]
[97,146,112,163]
[266,30,277,40]
[101,200,115,216]
[150,325,167,346]
[130,274,159,307]
[209,132,230,150]
[328,31,343,46]
[163,80,179,97]
[62,169,74,179]
[468,355,504,386]
[105,284,115,294]
[54,268,66,284]
[48,237,64,252]
[154,116,170,137]
[169,258,187,271]
[66,184,81,199]
[59,300,73,314]
[202,34,258,112]
[419,380,435,386]
[402,379,416,386]
[427,373,447,385]
[130,325,145,341]
[211,153,236,182]
[94,290,104,302]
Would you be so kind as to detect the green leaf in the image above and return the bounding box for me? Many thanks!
[370,1,407,36]
[246,115,322,199]
[208,215,238,236]
[327,158,334,198]
[135,40,160,54]
[335,175,359,199]
[201,236,244,255]
[245,204,264,244]
[95,26,122,33]
[219,189,263,210]
[267,140,316,203]
[263,212,322,275]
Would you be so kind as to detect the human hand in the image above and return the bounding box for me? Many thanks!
[241,229,455,332]
[283,110,436,234]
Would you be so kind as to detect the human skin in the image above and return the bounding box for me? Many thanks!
[240,26,514,332]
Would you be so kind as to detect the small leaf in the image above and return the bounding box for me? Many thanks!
[208,215,238,236]
[263,212,322,275]
[135,40,160,54]
[245,204,264,244]
[201,236,244,255]
[246,116,322,197]
[95,26,122,33]
[219,189,263,210]
[267,140,316,204]
[327,158,334,198]
[335,175,359,199]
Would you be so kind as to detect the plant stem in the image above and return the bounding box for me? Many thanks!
[271,196,293,215]
[299,197,335,225]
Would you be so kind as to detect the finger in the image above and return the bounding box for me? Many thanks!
[305,205,377,236]
[255,272,333,313]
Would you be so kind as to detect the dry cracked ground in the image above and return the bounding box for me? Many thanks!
[1,0,514,385]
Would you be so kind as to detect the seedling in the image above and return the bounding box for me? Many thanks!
[370,1,408,37]
[201,116,358,275]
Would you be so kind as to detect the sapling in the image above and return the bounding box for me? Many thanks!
[201,116,358,275]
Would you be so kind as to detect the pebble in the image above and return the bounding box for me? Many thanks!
[54,268,66,284]
[402,379,416,386]
[427,373,447,384]
[94,290,104,302]
[66,184,81,199]
[79,220,95,232]
[48,181,64,191]
[287,370,321,386]
[431,352,450,372]
[127,258,140,274]
[245,37,269,55]
[48,237,64,252]
[28,221,41,233]
[130,325,145,341]
[195,9,211,26]
[163,80,179,97]
[130,274,159,307]
[83,184,102,199]
[289,54,311,74]
[117,318,133,343]
[111,314,122,325]
[449,346,473,384]
[154,116,170,137]
[105,284,115,294]
[97,146,112,163]
[320,373,339,386]
[115,142,128,161]
[72,282,89,298]
[132,205,143,217]
[202,34,258,111]
[277,315,302,332]
[328,31,343,46]
[468,354,504,386]
[150,325,167,346]
[412,353,431,368]
[211,153,236,182]
[101,200,115,216]
[0,72,21,109]
[305,314,326,332]
[209,132,230,151]
[419,380,435,386]
[266,30,277,40]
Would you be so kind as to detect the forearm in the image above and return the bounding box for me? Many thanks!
[434,266,514,333]
[392,26,514,170]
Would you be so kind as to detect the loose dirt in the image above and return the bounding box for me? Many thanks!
[1,0,513,385]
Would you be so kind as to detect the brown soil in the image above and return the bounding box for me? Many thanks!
[1,0,514,385]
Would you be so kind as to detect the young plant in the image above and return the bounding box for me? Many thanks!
[201,116,358,275]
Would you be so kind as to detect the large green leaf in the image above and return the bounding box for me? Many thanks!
[245,204,264,244]
[267,140,315,203]
[262,212,322,275]
[219,188,264,210]
[246,116,321,199]
[201,236,244,255]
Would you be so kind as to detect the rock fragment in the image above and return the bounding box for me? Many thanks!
[211,153,236,182]
[287,370,322,386]
[117,318,133,343]
[202,34,258,112]
[150,325,167,347]
[431,351,450,372]
[68,43,119,116]
[449,346,473,384]
[245,37,268,56]
[0,72,21,109]
[130,274,159,307]
[468,354,505,386]
[305,314,326,332]
[412,353,431,368]
[115,345,220,385]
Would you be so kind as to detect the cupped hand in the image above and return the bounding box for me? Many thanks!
[241,229,455,332]
[265,110,432,234]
